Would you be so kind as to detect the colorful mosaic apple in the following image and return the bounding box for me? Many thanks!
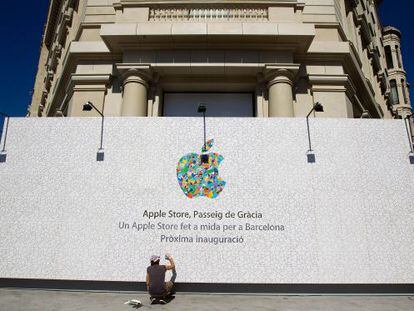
[176,139,226,199]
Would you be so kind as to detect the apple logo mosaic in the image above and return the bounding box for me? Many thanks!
[176,139,226,199]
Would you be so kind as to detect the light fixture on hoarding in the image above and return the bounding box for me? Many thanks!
[83,102,105,162]
[0,112,10,163]
[306,102,324,163]
[197,103,209,164]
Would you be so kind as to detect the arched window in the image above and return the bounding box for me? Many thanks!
[390,79,399,105]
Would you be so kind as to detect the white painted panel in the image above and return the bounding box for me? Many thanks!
[0,117,413,284]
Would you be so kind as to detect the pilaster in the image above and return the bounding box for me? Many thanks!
[308,74,355,118]
[67,73,112,117]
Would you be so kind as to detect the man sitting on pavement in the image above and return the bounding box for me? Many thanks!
[146,254,177,304]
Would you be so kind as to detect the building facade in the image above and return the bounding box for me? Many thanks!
[4,0,414,291]
[28,0,412,120]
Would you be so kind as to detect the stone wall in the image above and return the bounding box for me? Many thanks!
[28,0,411,122]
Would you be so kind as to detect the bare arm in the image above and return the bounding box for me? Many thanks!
[146,272,150,291]
[165,255,175,270]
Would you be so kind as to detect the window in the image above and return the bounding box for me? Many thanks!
[390,80,399,105]
[369,24,375,37]
[163,93,254,117]
[370,12,376,24]
[402,79,408,105]
[73,0,80,12]
[385,46,393,69]
[396,45,402,68]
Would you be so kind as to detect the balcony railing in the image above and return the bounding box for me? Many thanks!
[149,7,268,21]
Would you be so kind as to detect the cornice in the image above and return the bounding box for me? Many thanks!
[387,68,407,77]
[382,26,401,38]
[114,0,305,9]
[308,74,349,85]
[115,64,153,81]
[70,73,112,85]
[264,63,300,80]
[382,33,402,43]
[65,73,112,102]
[100,22,314,53]
[44,0,63,48]
[307,74,356,96]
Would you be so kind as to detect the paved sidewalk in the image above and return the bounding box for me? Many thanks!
[0,288,413,311]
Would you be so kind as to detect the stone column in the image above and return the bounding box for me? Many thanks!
[121,70,149,117]
[267,70,294,117]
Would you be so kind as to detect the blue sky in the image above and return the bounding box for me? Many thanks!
[0,1,413,134]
